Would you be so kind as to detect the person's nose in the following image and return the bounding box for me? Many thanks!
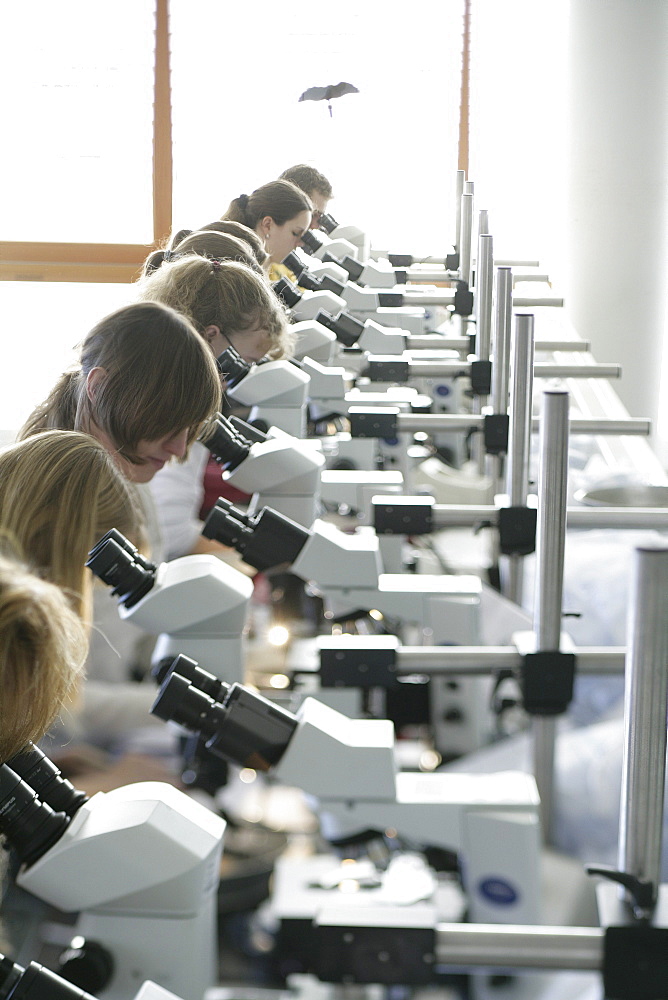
[163,428,189,458]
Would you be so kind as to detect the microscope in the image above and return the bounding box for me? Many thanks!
[85,528,253,684]
[151,657,541,926]
[201,496,481,643]
[200,498,496,757]
[217,344,310,438]
[315,210,371,261]
[0,953,184,1000]
[0,744,225,1000]
[203,412,324,527]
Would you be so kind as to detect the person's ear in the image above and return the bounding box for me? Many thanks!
[259,215,273,239]
[203,325,221,346]
[86,367,107,403]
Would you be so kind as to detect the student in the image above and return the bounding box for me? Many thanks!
[199,221,269,270]
[279,164,333,228]
[0,431,143,621]
[222,179,312,281]
[144,229,267,278]
[0,543,87,764]
[0,431,174,792]
[19,301,222,485]
[137,255,293,559]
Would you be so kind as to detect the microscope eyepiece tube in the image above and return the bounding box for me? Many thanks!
[200,414,252,472]
[315,309,365,347]
[0,955,23,1000]
[215,345,249,385]
[281,251,305,276]
[153,653,230,702]
[85,531,156,610]
[0,765,70,868]
[0,955,99,1000]
[337,256,364,284]
[206,684,298,771]
[151,672,298,771]
[318,212,338,235]
[202,502,310,572]
[151,672,228,736]
[6,744,87,818]
[300,229,326,254]
[228,416,268,445]
[272,276,302,309]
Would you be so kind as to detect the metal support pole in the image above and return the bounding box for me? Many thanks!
[434,922,604,971]
[491,268,513,416]
[475,234,494,363]
[533,388,570,844]
[393,412,651,437]
[459,192,474,287]
[618,543,668,913]
[504,314,534,604]
[478,208,490,237]
[454,169,466,250]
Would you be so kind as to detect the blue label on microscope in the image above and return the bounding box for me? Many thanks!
[478,877,519,906]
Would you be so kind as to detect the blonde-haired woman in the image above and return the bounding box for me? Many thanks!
[20,300,221,484]
[0,431,178,792]
[0,430,143,620]
[0,544,87,764]
[138,255,292,363]
[137,254,292,560]
[143,229,266,279]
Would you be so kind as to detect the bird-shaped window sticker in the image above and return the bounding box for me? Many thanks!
[298,82,360,117]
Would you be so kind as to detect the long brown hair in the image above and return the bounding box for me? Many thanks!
[19,301,221,466]
[223,179,312,229]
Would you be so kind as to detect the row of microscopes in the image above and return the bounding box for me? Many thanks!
[3,172,667,1000]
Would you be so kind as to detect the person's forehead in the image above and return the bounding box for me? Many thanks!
[309,191,329,213]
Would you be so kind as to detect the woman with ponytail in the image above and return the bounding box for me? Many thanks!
[222,179,312,281]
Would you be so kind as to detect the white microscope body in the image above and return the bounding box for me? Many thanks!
[15,781,225,1000]
[86,531,253,684]
[226,358,310,438]
[151,676,540,927]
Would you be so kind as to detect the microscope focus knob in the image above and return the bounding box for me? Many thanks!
[59,939,114,993]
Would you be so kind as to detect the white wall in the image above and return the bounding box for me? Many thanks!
[564,0,668,466]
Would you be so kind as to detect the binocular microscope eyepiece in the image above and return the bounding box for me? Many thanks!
[85,529,156,609]
[0,745,86,868]
[0,953,102,1000]
[152,654,297,773]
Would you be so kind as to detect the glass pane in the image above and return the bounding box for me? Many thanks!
[0,1,155,244]
[171,1,461,258]
[469,0,569,269]
[0,282,135,435]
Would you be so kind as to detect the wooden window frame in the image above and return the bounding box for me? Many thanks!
[0,0,172,285]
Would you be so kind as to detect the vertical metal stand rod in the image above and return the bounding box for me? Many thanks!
[618,544,668,910]
[478,208,490,237]
[475,234,494,363]
[472,233,493,473]
[532,388,570,844]
[488,266,513,493]
[504,314,534,604]
[454,169,466,251]
[459,192,474,287]
[491,268,513,416]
